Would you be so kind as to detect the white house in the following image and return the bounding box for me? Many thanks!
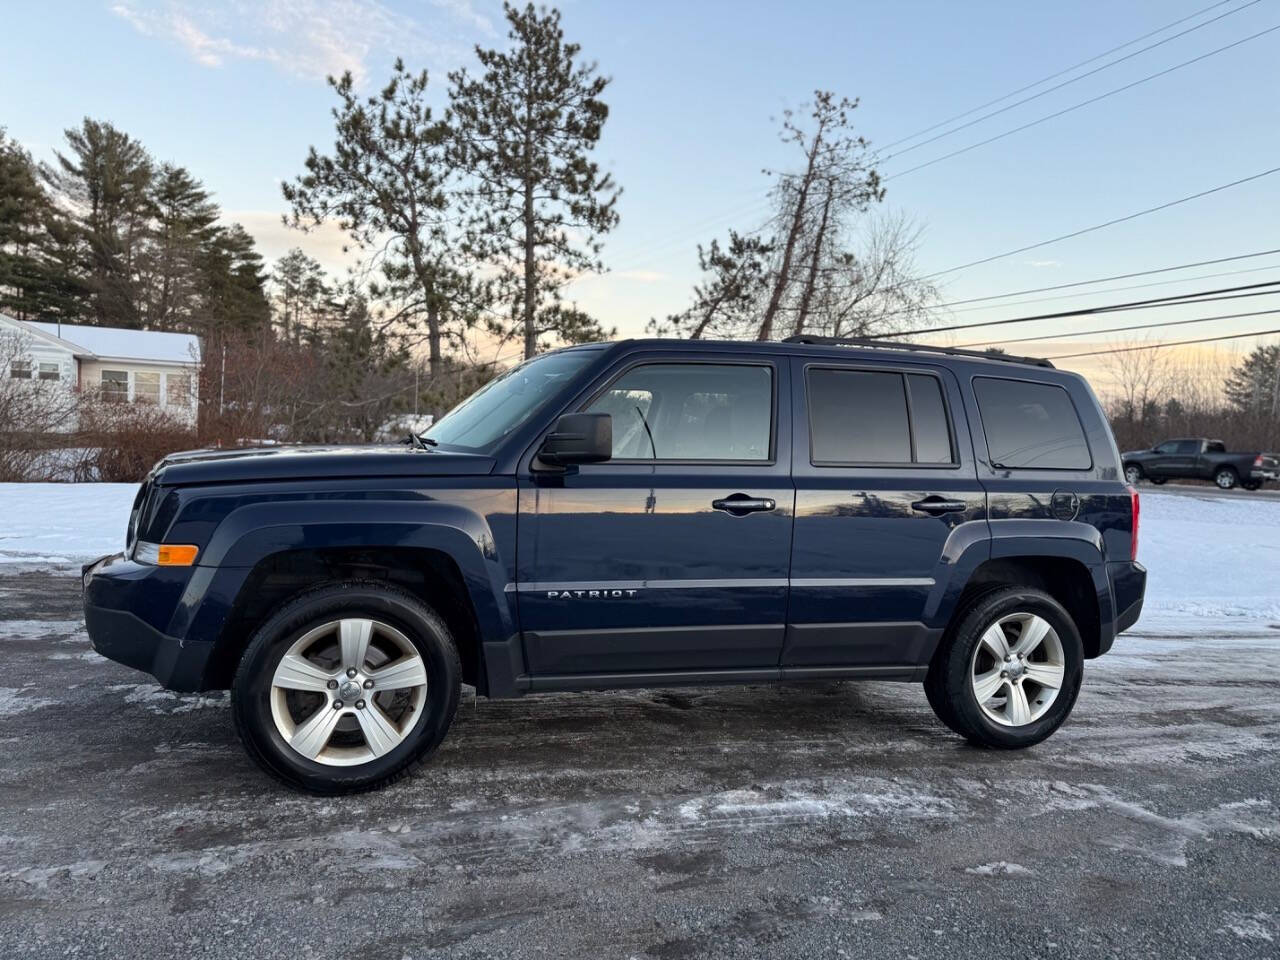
[0,313,201,427]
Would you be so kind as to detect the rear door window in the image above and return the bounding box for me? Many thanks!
[806,368,955,465]
[973,377,1091,470]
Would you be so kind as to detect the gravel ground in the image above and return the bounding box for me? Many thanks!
[2,573,1278,959]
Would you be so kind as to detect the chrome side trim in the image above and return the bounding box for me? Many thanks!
[790,577,936,587]
[506,576,934,592]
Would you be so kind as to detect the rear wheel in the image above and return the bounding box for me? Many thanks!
[1215,467,1238,490]
[924,586,1083,749]
[1243,481,1261,491]
[232,581,461,794]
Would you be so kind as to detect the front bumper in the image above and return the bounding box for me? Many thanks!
[82,553,214,692]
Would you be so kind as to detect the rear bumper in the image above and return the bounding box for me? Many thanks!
[82,553,214,692]
[1248,468,1278,482]
[1106,560,1146,648]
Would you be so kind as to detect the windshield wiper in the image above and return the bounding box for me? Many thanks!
[404,433,438,451]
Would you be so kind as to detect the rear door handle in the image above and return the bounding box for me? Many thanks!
[712,494,776,515]
[911,496,967,515]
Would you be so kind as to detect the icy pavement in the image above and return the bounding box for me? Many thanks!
[1,575,1278,958]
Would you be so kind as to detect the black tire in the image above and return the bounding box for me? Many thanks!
[1243,481,1261,491]
[1123,463,1143,485]
[924,586,1083,749]
[1150,478,1166,484]
[231,580,461,794]
[1215,467,1238,490]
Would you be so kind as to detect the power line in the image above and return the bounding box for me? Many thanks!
[882,23,1280,183]
[883,1,1261,161]
[906,166,1280,286]
[875,280,1280,339]
[942,261,1280,315]
[955,306,1280,348]
[1049,325,1280,359]
[879,0,1239,151]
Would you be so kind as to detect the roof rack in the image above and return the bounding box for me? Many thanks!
[781,335,1055,368]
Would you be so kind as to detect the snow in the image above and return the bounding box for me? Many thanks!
[0,483,136,569]
[1136,488,1280,634]
[25,321,200,364]
[0,483,1276,636]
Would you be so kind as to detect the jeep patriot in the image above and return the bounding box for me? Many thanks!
[82,337,1146,793]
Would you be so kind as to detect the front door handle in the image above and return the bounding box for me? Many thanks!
[712,494,776,516]
[911,496,967,515]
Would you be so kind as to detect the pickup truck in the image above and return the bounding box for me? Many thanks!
[1122,437,1279,490]
[82,337,1145,794]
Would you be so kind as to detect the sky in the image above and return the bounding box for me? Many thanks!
[2,0,1278,388]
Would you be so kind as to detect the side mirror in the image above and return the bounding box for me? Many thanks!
[538,413,612,466]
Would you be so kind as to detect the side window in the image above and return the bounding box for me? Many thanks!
[1175,440,1201,454]
[807,368,956,465]
[585,363,772,461]
[1154,441,1178,454]
[907,374,954,464]
[973,377,1091,470]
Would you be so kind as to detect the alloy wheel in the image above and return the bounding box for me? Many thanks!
[269,618,428,766]
[968,612,1065,727]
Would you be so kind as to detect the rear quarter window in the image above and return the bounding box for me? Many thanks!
[973,377,1092,470]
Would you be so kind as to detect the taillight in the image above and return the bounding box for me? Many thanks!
[1128,484,1140,561]
[1255,455,1264,467]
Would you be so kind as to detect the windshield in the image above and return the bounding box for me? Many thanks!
[425,349,598,451]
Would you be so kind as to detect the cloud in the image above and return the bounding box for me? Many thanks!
[110,0,492,84]
[1025,259,1062,269]
[225,209,361,275]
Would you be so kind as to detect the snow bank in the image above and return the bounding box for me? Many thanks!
[0,483,1275,633]
[0,482,135,570]
[1137,489,1280,634]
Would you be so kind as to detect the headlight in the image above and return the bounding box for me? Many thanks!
[134,542,199,566]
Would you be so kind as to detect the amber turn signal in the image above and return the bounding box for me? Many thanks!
[156,544,199,566]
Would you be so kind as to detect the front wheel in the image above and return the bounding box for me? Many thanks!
[1123,464,1143,485]
[1215,467,1238,490]
[924,586,1083,749]
[232,581,461,794]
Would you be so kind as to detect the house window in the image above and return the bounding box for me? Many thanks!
[10,360,32,379]
[134,371,160,405]
[166,374,192,408]
[101,369,129,402]
[38,362,60,381]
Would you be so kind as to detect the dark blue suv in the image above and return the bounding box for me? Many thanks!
[82,337,1145,793]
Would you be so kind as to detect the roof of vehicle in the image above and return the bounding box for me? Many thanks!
[569,337,1062,374]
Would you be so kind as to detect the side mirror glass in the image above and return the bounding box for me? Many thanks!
[539,413,612,466]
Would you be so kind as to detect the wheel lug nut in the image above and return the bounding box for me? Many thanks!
[346,668,358,678]
[1000,671,1008,678]
[326,679,338,690]
[333,700,343,710]
[356,700,366,710]
[363,679,374,689]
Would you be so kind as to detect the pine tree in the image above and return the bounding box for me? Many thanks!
[450,2,620,358]
[283,60,474,378]
[198,223,272,336]
[652,232,773,339]
[41,119,154,328]
[140,164,219,330]
[271,248,332,342]
[1224,343,1280,417]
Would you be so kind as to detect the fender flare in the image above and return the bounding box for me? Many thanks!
[922,518,1111,644]
[166,500,517,672]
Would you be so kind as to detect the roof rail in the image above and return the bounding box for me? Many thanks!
[780,335,1055,369]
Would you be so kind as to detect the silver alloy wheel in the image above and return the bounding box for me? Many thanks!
[1124,465,1142,485]
[269,618,428,766]
[1216,469,1236,489]
[969,612,1065,727]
